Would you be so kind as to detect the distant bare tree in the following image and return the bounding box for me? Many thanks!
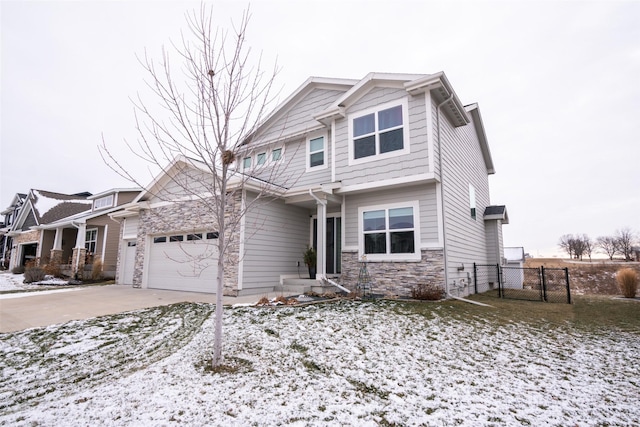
[596,236,618,260]
[100,6,293,368]
[581,234,593,261]
[572,236,586,261]
[558,234,575,259]
[616,227,636,261]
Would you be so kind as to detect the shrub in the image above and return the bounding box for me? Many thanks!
[43,262,62,278]
[11,265,25,275]
[411,283,445,301]
[24,266,46,284]
[616,268,639,298]
[91,259,104,281]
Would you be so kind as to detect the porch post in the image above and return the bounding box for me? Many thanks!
[53,227,63,250]
[72,223,87,277]
[317,200,327,279]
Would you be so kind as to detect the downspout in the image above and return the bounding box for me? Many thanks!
[436,94,454,298]
[436,94,492,307]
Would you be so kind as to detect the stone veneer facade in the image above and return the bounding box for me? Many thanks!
[133,195,241,296]
[340,249,445,297]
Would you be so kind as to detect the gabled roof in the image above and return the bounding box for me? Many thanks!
[484,205,509,224]
[12,190,93,230]
[1,193,27,215]
[241,77,358,147]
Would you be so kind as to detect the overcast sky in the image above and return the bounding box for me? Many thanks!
[1,0,638,257]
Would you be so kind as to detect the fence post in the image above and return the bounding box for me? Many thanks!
[496,263,502,298]
[473,263,478,294]
[564,267,571,304]
[541,266,547,302]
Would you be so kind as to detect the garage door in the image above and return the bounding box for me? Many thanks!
[147,232,219,293]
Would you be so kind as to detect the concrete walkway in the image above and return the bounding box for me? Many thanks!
[0,285,289,333]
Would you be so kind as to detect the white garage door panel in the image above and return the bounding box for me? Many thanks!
[148,239,218,293]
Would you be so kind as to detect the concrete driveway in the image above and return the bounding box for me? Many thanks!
[0,285,274,333]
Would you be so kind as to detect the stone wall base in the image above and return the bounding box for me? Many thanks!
[341,250,445,297]
[71,247,87,279]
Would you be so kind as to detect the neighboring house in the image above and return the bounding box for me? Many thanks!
[0,193,27,269]
[117,72,508,297]
[37,188,142,278]
[5,190,93,270]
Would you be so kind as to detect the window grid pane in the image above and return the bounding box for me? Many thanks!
[378,105,403,130]
[354,136,376,159]
[309,137,324,152]
[379,128,404,154]
[353,113,375,137]
[257,153,266,165]
[272,148,282,161]
[310,152,324,167]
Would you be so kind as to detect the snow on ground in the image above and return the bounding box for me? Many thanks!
[0,271,70,292]
[1,300,638,426]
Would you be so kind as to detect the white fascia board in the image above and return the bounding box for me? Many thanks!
[336,173,437,195]
[405,72,470,126]
[465,104,495,174]
[334,73,422,110]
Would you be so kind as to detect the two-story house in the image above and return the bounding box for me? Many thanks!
[118,72,508,297]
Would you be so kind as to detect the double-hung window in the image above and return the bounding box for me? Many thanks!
[85,229,98,254]
[350,99,408,164]
[307,133,326,170]
[360,201,420,261]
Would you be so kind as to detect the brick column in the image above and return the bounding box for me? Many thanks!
[50,249,63,265]
[71,247,87,279]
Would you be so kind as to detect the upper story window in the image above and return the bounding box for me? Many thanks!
[243,157,252,170]
[94,195,114,210]
[243,146,284,172]
[359,201,420,261]
[307,134,326,170]
[348,99,409,165]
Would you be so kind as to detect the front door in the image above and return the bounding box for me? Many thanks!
[313,217,341,275]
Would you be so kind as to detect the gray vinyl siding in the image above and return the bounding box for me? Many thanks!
[343,183,439,249]
[147,168,211,203]
[255,89,344,143]
[439,111,492,286]
[240,193,312,290]
[249,136,332,189]
[334,87,430,186]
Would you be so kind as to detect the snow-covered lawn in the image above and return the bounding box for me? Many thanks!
[1,300,638,426]
[0,271,70,292]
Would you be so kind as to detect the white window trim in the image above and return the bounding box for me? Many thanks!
[242,146,285,172]
[85,228,98,253]
[306,132,327,172]
[94,195,114,210]
[348,97,410,166]
[357,200,421,262]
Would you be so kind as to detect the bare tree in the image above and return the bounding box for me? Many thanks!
[100,6,293,367]
[616,227,636,261]
[581,234,593,261]
[558,234,575,259]
[596,236,618,260]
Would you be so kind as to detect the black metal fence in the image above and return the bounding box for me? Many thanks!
[474,264,571,304]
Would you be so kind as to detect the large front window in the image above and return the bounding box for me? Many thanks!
[352,102,406,161]
[361,203,419,260]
